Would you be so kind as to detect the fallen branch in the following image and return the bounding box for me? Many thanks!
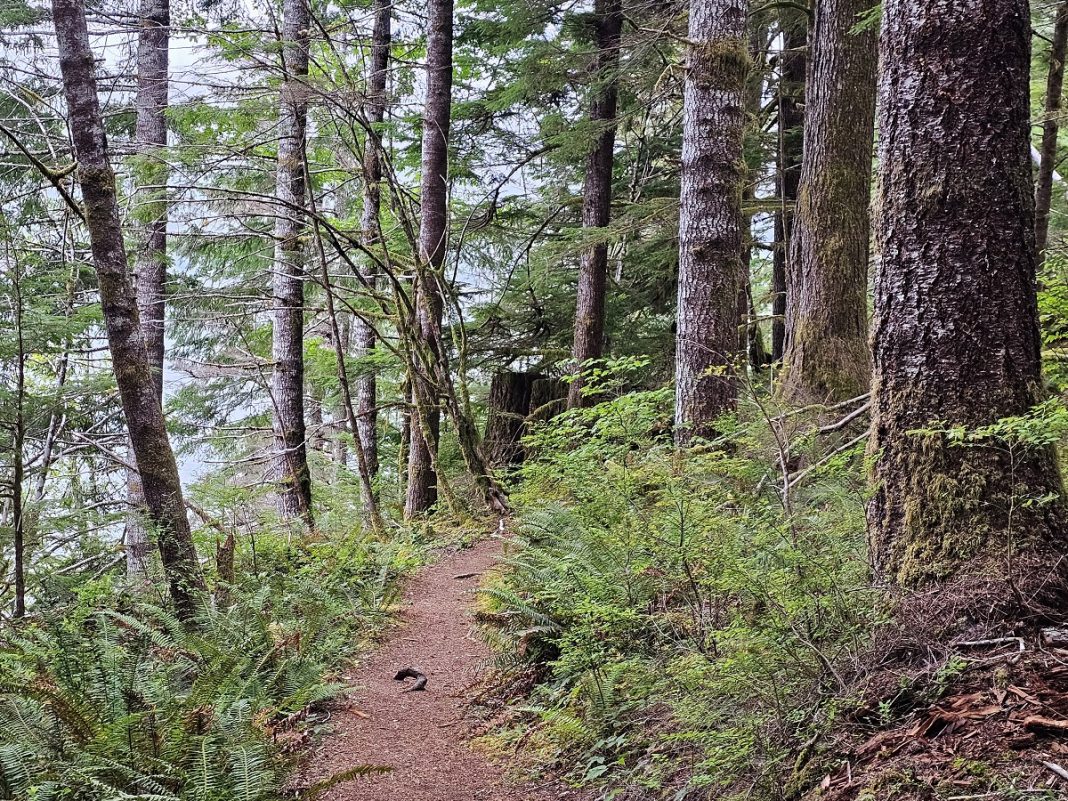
[786,431,869,488]
[1025,715,1068,733]
[954,636,1026,652]
[818,401,871,435]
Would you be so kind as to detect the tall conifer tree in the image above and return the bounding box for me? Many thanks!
[870,0,1067,617]
[674,0,748,443]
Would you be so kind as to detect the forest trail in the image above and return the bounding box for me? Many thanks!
[298,537,586,801]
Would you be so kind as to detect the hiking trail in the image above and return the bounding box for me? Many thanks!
[298,536,587,801]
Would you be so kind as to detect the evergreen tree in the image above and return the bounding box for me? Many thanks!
[406,0,455,517]
[869,0,1067,617]
[125,0,171,578]
[780,0,876,403]
[51,0,205,616]
[568,0,623,409]
[271,0,314,528]
[674,0,748,443]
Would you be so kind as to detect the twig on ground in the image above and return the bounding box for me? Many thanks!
[954,637,1026,652]
[1041,760,1068,781]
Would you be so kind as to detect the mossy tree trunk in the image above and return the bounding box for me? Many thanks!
[568,0,623,410]
[870,0,1068,617]
[781,0,876,404]
[405,0,453,518]
[271,0,314,528]
[674,0,748,444]
[126,0,170,579]
[52,0,205,617]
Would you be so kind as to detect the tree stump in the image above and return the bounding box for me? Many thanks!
[528,377,567,423]
[483,371,541,466]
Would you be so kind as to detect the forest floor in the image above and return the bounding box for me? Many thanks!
[294,535,587,801]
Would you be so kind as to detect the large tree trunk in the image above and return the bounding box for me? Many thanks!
[567,0,623,409]
[674,0,748,444]
[354,0,391,505]
[51,0,204,617]
[271,0,314,528]
[780,0,876,404]
[1036,1,1068,263]
[405,0,453,517]
[870,0,1067,622]
[126,0,170,579]
[771,13,805,364]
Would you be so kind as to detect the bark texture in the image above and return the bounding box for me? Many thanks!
[483,371,540,466]
[567,0,623,409]
[271,0,314,528]
[52,0,204,616]
[771,15,805,363]
[1036,1,1068,262]
[674,0,748,444]
[355,0,391,499]
[126,0,170,579]
[528,377,567,422]
[781,0,875,403]
[870,0,1067,609]
[405,0,453,517]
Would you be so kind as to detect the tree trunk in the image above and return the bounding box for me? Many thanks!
[125,0,170,580]
[271,0,314,528]
[12,261,26,617]
[772,14,805,364]
[674,0,748,444]
[51,0,204,617]
[483,371,540,466]
[1036,1,1068,263]
[314,231,385,533]
[870,0,1068,620]
[781,0,876,404]
[741,19,770,371]
[354,0,391,502]
[331,312,350,467]
[405,0,453,518]
[568,0,623,409]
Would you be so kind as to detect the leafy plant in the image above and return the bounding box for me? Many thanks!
[479,388,874,797]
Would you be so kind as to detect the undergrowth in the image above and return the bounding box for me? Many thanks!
[0,530,422,801]
[478,386,877,800]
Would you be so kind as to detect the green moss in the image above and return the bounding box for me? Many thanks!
[690,37,750,91]
[874,412,1065,588]
[896,445,992,583]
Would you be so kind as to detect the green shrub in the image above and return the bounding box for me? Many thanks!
[0,531,413,801]
[481,388,874,798]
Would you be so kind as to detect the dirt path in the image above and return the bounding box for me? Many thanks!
[299,537,586,801]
